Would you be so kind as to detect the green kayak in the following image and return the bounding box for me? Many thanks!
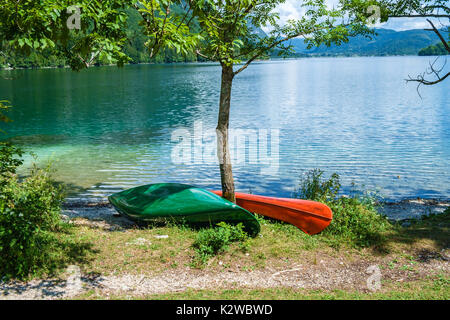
[108,183,260,236]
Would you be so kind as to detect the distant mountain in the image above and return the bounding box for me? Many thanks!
[285,28,444,57]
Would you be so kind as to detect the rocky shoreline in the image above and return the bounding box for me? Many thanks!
[62,198,450,225]
[378,198,449,221]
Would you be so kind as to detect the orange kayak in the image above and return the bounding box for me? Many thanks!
[211,191,332,235]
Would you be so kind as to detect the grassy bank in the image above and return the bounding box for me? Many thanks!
[0,205,447,299]
[59,209,449,276]
[55,208,448,300]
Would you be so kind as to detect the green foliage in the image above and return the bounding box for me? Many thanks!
[0,2,202,69]
[2,1,447,70]
[295,169,392,248]
[124,7,199,64]
[323,197,391,248]
[192,222,249,264]
[0,0,133,71]
[294,169,340,202]
[0,142,23,185]
[136,1,201,58]
[192,0,372,68]
[0,144,66,279]
[419,42,449,56]
[0,100,12,124]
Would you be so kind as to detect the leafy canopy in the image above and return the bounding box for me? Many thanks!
[0,0,133,70]
[191,0,375,73]
[0,0,200,70]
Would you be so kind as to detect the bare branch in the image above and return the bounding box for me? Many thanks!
[406,57,449,94]
[407,71,450,85]
[233,33,302,75]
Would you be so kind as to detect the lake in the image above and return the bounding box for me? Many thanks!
[1,56,449,201]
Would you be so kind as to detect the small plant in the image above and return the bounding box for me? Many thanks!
[0,142,23,186]
[192,222,249,265]
[323,197,391,248]
[294,169,340,202]
[433,274,450,290]
[0,143,66,279]
[295,169,392,248]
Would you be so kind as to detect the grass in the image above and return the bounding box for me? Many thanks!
[191,222,250,266]
[3,207,444,300]
[58,209,448,277]
[61,221,197,276]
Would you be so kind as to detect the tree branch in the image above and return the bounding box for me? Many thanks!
[425,19,450,53]
[408,71,450,85]
[406,57,449,95]
[388,14,450,18]
[195,49,213,61]
[233,34,302,75]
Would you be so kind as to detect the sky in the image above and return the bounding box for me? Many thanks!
[273,0,446,31]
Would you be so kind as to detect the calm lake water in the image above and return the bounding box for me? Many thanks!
[1,56,449,201]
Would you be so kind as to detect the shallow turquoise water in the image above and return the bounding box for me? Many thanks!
[1,56,449,201]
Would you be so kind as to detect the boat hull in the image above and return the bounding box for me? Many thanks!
[212,191,332,235]
[108,183,260,236]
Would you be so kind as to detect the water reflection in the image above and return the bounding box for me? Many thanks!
[0,57,449,201]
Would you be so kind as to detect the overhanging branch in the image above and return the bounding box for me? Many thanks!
[425,19,450,53]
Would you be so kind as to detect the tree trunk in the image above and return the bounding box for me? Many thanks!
[216,63,236,203]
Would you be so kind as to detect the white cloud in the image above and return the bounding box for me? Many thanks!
[379,17,446,31]
[269,0,441,31]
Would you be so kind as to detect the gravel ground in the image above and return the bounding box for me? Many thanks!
[61,198,450,227]
[1,256,448,300]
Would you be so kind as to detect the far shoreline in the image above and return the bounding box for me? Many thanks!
[62,196,450,222]
[1,53,446,72]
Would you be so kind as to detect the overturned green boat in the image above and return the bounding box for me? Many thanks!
[108,183,260,236]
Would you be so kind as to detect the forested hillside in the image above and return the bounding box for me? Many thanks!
[418,42,449,56]
[286,28,444,57]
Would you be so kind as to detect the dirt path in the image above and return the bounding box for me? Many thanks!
[1,253,448,300]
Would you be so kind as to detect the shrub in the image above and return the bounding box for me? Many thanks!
[0,144,65,279]
[323,197,391,248]
[294,169,340,202]
[0,142,23,185]
[295,169,392,248]
[192,222,249,265]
